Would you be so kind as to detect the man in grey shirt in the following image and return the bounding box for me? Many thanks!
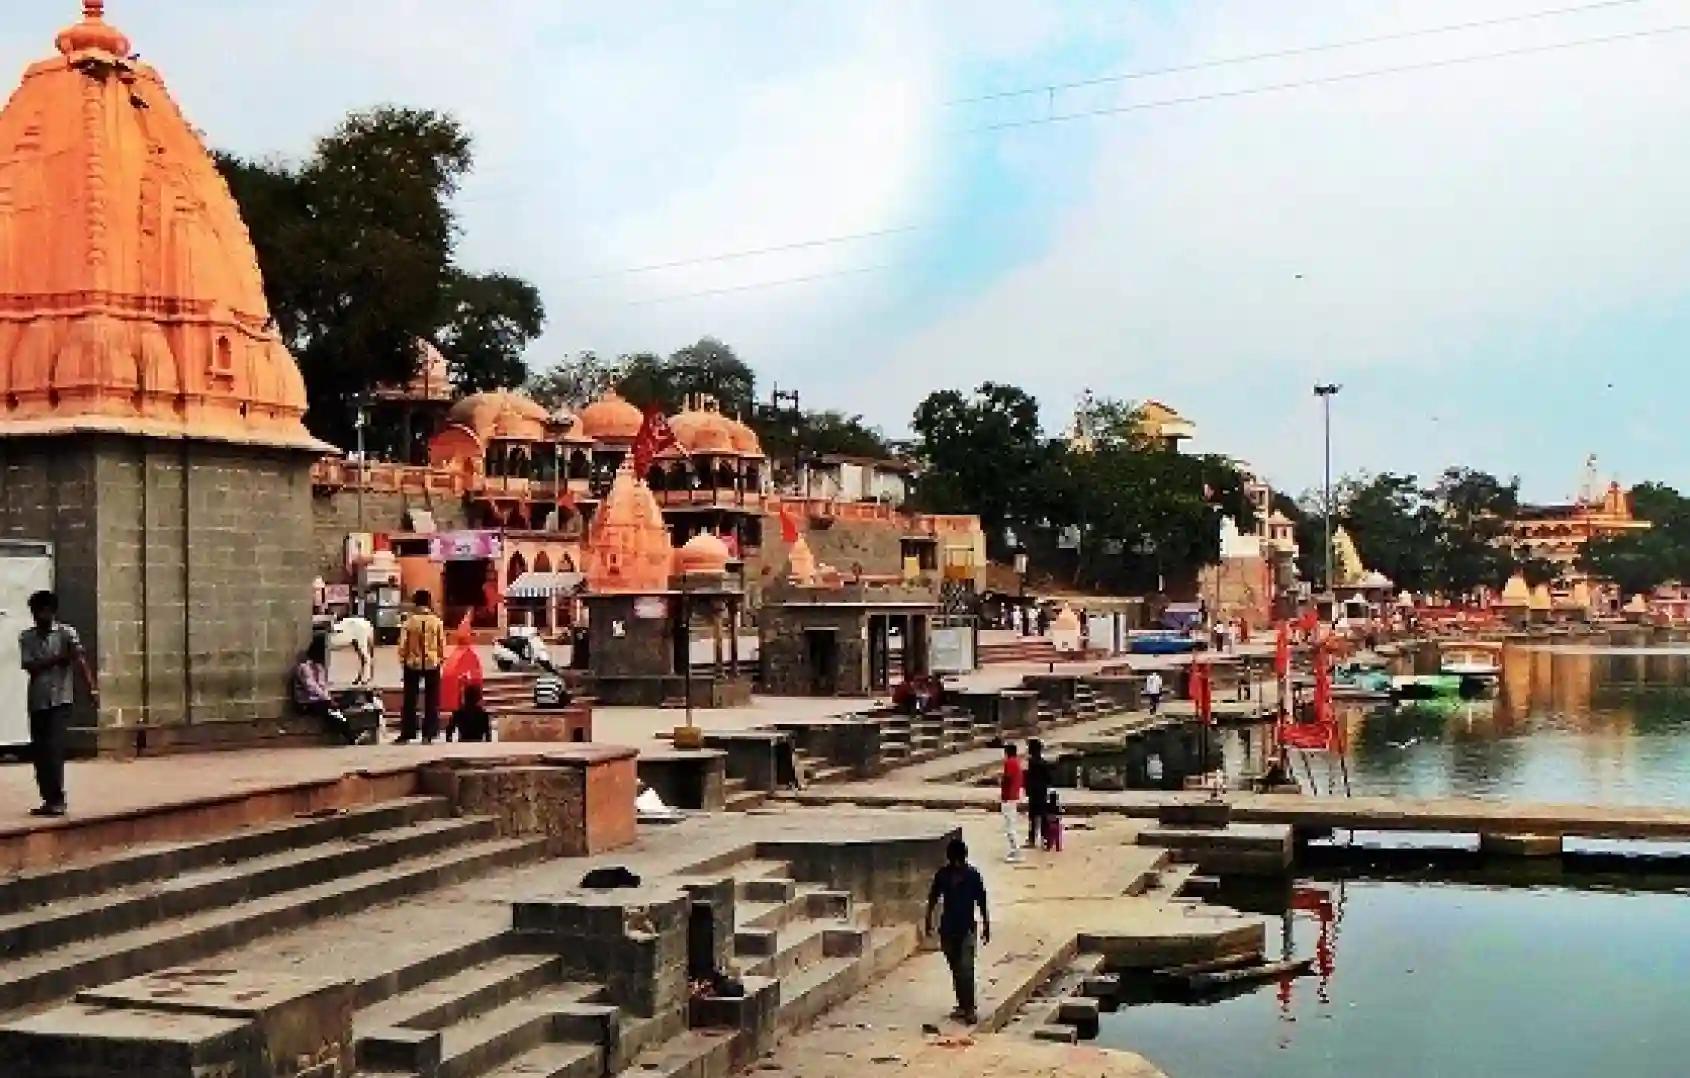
[19,591,97,817]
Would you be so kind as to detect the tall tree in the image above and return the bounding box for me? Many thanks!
[218,106,543,445]
[1426,467,1520,594]
[526,351,623,411]
[665,337,756,414]
[1579,482,1690,594]
[909,383,1044,547]
[435,271,545,395]
[614,352,672,410]
[1337,472,1432,592]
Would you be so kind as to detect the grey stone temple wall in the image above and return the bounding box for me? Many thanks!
[0,435,319,757]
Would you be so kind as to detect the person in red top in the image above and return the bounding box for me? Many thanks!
[999,742,1024,863]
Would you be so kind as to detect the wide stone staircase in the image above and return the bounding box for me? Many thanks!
[977,637,1058,665]
[0,796,544,1018]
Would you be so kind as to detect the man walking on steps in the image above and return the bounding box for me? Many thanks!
[926,838,990,1025]
[396,590,446,744]
[19,590,97,817]
[1024,738,1052,850]
[1000,742,1024,862]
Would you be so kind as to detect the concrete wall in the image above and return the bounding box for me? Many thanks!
[0,436,319,755]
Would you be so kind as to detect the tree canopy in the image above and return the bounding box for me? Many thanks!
[217,106,545,445]
[905,387,1250,593]
[1579,482,1690,595]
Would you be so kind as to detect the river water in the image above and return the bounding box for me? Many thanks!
[1227,645,1690,806]
[1101,646,1690,1076]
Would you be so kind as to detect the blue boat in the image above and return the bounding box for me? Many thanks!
[1129,634,1200,655]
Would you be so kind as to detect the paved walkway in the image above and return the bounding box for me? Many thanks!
[757,812,1248,1078]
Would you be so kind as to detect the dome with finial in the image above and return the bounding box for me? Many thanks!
[444,390,550,443]
[583,464,672,592]
[724,415,764,457]
[675,532,731,575]
[579,390,643,444]
[0,3,326,450]
[668,407,736,455]
[1499,575,1531,606]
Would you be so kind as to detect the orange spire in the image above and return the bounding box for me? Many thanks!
[3,5,326,449]
[56,0,130,57]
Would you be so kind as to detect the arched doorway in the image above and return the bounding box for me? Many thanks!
[535,551,553,574]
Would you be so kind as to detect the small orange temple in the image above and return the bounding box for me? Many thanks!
[582,464,674,593]
[0,2,326,449]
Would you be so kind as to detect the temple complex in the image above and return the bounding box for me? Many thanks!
[313,355,986,631]
[1508,465,1651,583]
[0,2,329,755]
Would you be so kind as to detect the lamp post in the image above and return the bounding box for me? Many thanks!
[1313,384,1341,598]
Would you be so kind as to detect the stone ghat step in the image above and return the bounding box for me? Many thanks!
[479,1040,603,1078]
[774,924,919,1037]
[356,952,567,1035]
[433,984,614,1078]
[736,908,870,981]
[611,1029,737,1078]
[0,833,546,1017]
[0,796,452,917]
[0,815,496,963]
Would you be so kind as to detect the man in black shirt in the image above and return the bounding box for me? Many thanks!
[1024,739,1052,849]
[925,837,991,1024]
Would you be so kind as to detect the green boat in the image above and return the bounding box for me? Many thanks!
[1390,674,1465,701]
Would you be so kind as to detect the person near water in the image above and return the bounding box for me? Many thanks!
[1042,792,1065,852]
[446,682,493,743]
[291,635,357,745]
[19,591,97,817]
[1024,738,1052,849]
[1144,670,1164,714]
[396,589,447,744]
[925,837,990,1025]
[999,742,1024,862]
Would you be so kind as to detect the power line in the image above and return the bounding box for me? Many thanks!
[973,22,1690,132]
[577,225,919,279]
[627,263,897,305]
[949,0,1659,105]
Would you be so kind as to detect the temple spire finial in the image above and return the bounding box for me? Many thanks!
[57,0,129,56]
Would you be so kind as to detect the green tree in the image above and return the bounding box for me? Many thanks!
[218,106,543,445]
[526,351,623,411]
[1426,467,1520,595]
[435,271,545,394]
[909,383,1045,547]
[664,337,756,414]
[1579,482,1690,594]
[614,352,672,410]
[1337,472,1432,592]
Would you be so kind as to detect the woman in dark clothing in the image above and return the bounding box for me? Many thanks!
[1024,738,1052,849]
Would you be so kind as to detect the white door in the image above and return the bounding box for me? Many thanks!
[0,542,54,746]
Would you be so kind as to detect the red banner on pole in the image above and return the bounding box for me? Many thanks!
[631,406,679,478]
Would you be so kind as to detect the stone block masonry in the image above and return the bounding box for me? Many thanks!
[0,436,321,757]
[308,486,467,583]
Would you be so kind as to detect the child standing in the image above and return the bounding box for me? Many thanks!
[1041,792,1064,852]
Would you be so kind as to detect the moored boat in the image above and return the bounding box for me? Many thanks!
[1440,641,1503,681]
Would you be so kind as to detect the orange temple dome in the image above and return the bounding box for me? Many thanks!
[444,390,550,443]
[583,464,673,593]
[675,532,732,575]
[724,415,763,458]
[668,407,736,455]
[579,391,643,444]
[0,3,325,450]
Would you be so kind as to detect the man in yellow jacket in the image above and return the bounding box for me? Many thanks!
[396,590,447,743]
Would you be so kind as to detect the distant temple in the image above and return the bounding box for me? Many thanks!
[1507,457,1650,582]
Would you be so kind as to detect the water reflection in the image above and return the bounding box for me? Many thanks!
[1224,646,1690,806]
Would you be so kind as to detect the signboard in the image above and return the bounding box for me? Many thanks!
[929,626,976,674]
[633,596,668,620]
[428,531,503,563]
[324,584,352,607]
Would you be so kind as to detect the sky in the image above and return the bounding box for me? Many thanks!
[6,0,1690,503]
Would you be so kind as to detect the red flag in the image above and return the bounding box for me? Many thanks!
[632,406,680,478]
[779,506,799,544]
[1192,660,1214,723]
[1274,621,1290,677]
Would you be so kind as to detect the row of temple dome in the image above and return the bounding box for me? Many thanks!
[435,383,765,461]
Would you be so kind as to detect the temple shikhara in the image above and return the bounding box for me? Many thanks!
[0,2,328,755]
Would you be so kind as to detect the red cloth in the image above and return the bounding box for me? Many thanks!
[1192,661,1214,723]
[779,507,799,544]
[631,407,680,477]
[1000,756,1024,802]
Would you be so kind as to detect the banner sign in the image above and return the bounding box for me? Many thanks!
[429,531,503,563]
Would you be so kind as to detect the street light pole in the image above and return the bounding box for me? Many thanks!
[1313,384,1341,598]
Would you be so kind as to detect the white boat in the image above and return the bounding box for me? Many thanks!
[1440,641,1502,681]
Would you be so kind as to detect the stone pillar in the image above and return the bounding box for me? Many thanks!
[0,436,318,758]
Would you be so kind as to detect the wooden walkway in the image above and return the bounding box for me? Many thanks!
[783,785,1690,841]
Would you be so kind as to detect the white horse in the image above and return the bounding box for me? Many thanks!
[327,616,376,685]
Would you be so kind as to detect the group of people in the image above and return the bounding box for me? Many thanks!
[997,739,1063,862]
[292,589,499,746]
